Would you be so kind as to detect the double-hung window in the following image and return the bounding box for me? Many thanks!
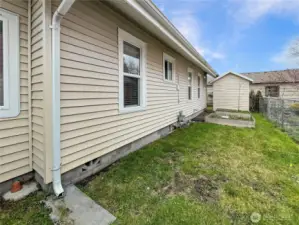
[0,9,20,118]
[188,68,193,100]
[118,28,147,113]
[163,53,175,82]
[198,74,201,99]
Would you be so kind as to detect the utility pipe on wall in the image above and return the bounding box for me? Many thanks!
[51,0,75,197]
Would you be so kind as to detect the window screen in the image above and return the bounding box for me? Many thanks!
[124,76,139,106]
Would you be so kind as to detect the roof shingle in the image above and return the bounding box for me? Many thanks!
[242,69,299,84]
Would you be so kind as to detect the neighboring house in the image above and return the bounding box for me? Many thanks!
[211,72,253,111]
[242,69,299,99]
[0,0,217,195]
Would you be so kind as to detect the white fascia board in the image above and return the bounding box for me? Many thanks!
[125,0,218,77]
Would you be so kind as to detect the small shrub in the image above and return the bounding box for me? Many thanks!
[255,91,263,112]
[249,91,256,112]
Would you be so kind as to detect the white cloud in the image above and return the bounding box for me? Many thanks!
[229,0,299,25]
[168,9,225,61]
[271,36,299,67]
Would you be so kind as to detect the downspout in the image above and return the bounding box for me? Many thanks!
[51,0,75,197]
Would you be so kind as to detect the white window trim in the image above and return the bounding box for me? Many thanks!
[163,52,175,83]
[188,67,193,100]
[118,28,147,114]
[0,9,20,118]
[198,73,202,99]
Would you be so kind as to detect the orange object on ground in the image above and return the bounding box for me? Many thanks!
[11,181,22,193]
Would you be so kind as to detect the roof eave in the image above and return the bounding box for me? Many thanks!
[211,71,253,84]
[123,0,218,77]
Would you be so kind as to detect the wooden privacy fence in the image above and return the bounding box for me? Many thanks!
[259,97,299,142]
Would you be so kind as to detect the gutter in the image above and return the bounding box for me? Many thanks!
[131,0,218,77]
[51,0,75,197]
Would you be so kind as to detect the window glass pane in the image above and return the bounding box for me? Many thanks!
[168,62,172,80]
[124,76,139,106]
[188,86,191,100]
[0,21,3,106]
[266,86,279,97]
[198,76,200,98]
[123,42,140,75]
[164,60,168,80]
[188,72,192,86]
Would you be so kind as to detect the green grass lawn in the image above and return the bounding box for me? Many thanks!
[1,114,299,225]
[79,114,299,225]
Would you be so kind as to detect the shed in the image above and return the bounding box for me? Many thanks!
[211,72,253,111]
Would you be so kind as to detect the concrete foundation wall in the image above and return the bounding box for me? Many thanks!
[60,125,172,187]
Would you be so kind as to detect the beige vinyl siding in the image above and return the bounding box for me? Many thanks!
[0,0,31,183]
[50,0,207,175]
[207,85,213,105]
[30,0,44,178]
[250,83,299,99]
[213,74,250,111]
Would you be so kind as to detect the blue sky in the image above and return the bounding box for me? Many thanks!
[152,0,299,75]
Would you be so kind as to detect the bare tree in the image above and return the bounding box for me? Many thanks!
[289,38,299,63]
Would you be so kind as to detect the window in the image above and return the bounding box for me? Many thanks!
[188,68,193,100]
[265,86,279,97]
[197,74,201,99]
[163,53,175,82]
[0,9,20,118]
[118,28,147,113]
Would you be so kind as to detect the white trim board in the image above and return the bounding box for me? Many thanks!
[163,52,176,83]
[0,8,20,118]
[118,28,147,114]
[210,71,253,84]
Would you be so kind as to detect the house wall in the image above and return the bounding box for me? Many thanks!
[47,0,207,179]
[30,0,45,183]
[213,74,250,111]
[0,0,54,186]
[0,0,31,183]
[250,83,299,99]
[31,0,53,184]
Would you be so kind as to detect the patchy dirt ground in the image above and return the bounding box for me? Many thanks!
[194,175,228,203]
[160,172,228,204]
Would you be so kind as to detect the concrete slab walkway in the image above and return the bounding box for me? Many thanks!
[45,185,116,225]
